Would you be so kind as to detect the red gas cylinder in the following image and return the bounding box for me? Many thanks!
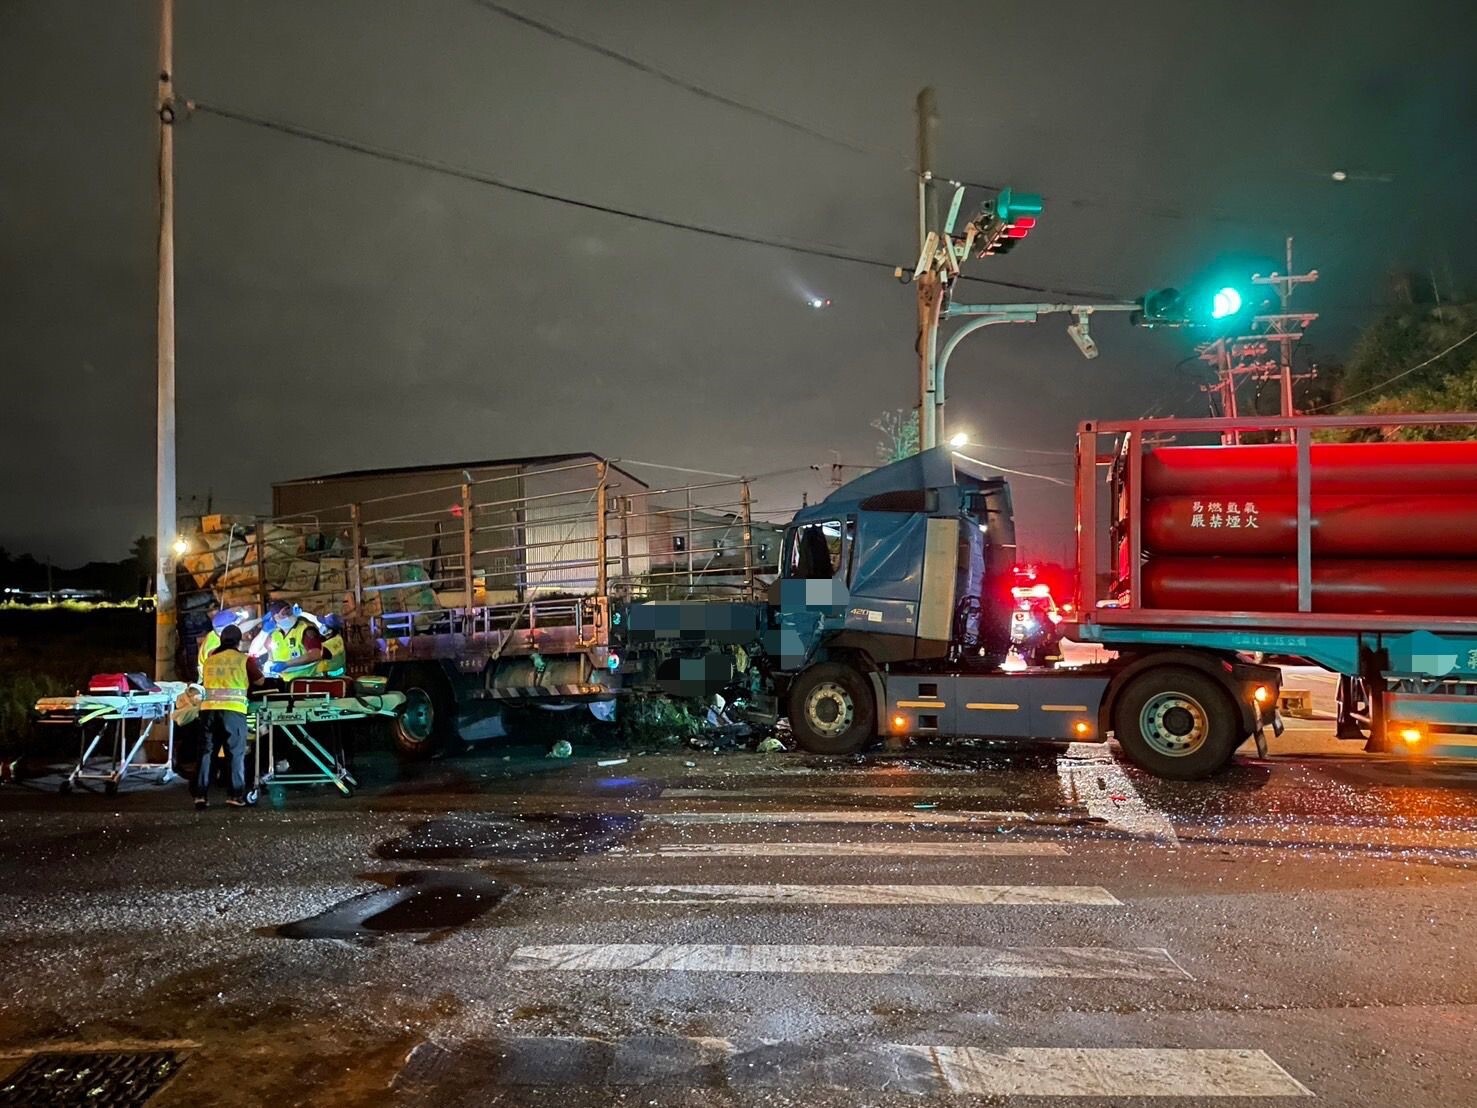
[1143,494,1477,557]
[1142,441,1477,498]
[1142,558,1477,617]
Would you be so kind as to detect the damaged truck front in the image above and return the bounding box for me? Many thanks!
[616,444,1283,780]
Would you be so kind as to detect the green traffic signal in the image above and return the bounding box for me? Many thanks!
[1210,286,1244,319]
[995,188,1044,223]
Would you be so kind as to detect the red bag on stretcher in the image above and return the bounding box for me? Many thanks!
[289,678,350,698]
[87,673,160,694]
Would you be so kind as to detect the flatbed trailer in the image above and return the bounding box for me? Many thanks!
[176,455,785,758]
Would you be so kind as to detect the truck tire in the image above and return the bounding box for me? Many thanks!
[1112,667,1240,780]
[788,662,877,755]
[388,665,454,760]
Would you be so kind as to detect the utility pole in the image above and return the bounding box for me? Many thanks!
[1198,238,1318,442]
[914,87,941,452]
[1256,236,1319,430]
[154,0,178,679]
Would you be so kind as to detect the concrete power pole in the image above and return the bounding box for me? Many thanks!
[914,87,941,452]
[154,0,178,679]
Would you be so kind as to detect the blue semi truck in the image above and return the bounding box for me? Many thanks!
[618,442,1285,780]
[618,412,1477,778]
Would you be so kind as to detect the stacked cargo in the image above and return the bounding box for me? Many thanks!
[1137,440,1477,616]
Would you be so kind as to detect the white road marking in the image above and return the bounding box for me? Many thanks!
[900,1045,1311,1097]
[651,809,1032,825]
[618,841,1066,858]
[588,883,1120,905]
[507,943,1185,979]
[448,1035,1310,1096]
[1057,742,1179,845]
[660,785,1006,798]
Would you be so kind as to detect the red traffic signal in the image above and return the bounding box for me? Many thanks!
[980,189,1044,255]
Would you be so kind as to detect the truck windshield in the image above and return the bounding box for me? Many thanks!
[785,520,844,580]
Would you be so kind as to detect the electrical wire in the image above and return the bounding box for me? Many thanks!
[468,0,895,162]
[950,451,1070,486]
[1306,326,1477,412]
[185,99,1124,301]
[473,3,1401,238]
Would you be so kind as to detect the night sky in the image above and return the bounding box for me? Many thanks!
[4,0,1475,564]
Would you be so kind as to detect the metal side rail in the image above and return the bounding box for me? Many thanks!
[250,690,405,798]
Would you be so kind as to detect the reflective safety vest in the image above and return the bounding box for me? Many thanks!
[318,633,346,677]
[201,649,250,713]
[197,629,221,676]
[269,618,319,679]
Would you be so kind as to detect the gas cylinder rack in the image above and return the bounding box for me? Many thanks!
[1072,412,1477,756]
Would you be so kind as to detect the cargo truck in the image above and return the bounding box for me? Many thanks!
[180,413,1477,778]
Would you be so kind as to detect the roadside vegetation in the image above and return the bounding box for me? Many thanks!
[0,607,151,755]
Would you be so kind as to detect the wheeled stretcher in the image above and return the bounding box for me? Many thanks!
[34,683,185,795]
[249,680,406,798]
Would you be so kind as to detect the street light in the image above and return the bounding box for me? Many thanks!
[948,432,970,448]
[172,536,189,558]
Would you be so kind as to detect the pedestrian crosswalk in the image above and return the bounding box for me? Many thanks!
[583,882,1122,905]
[615,839,1067,858]
[407,754,1313,1102]
[509,942,1180,978]
[399,1036,1311,1098]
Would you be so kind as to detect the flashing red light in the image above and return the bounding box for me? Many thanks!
[1013,216,1038,229]
[1005,226,1031,239]
[449,503,464,519]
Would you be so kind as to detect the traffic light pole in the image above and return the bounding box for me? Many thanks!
[914,88,940,452]
[933,302,1139,440]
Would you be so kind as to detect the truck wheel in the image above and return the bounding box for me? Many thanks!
[389,666,453,760]
[788,662,876,755]
[1113,667,1239,780]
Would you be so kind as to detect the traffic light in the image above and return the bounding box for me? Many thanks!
[1131,287,1188,327]
[979,188,1044,255]
[1131,283,1252,329]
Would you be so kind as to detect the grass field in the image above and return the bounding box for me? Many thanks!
[0,606,152,753]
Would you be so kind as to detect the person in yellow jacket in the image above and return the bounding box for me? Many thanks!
[197,608,262,678]
[316,613,347,677]
[195,624,264,811]
[260,601,324,682]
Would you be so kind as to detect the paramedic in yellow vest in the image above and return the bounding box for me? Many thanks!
[197,608,262,678]
[316,613,347,677]
[262,601,324,681]
[194,623,264,811]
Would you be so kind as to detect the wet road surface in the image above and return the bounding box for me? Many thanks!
[2,728,1476,1106]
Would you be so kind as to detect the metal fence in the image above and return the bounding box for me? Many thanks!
[174,458,786,677]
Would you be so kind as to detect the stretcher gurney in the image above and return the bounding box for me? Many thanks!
[250,685,405,798]
[34,683,185,795]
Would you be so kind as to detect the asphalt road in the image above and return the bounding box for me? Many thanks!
[2,689,1477,1106]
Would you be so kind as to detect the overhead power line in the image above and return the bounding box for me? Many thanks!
[1307,326,1477,411]
[185,99,1123,301]
[468,0,895,162]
